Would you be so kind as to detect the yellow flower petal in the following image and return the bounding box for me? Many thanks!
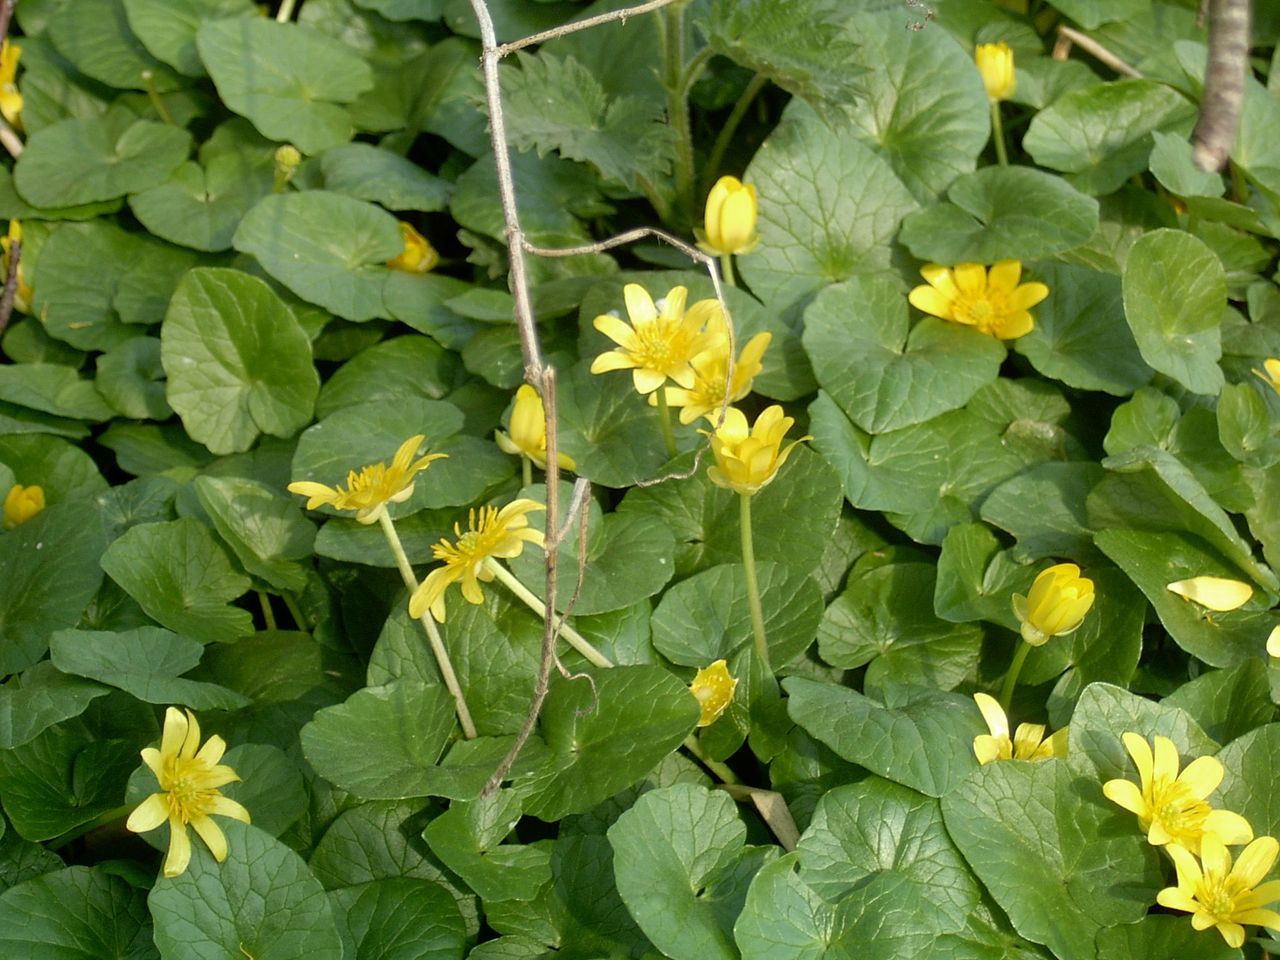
[1167,576,1253,612]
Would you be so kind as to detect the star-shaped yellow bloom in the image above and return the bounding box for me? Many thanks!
[126,707,251,878]
[690,660,738,727]
[591,284,718,396]
[287,434,447,525]
[971,693,1066,764]
[3,482,43,529]
[1102,733,1252,855]
[908,261,1048,339]
[702,405,809,497]
[408,499,545,622]
[1158,835,1280,949]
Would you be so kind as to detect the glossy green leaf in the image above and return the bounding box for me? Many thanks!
[329,878,468,960]
[317,142,452,212]
[123,0,258,77]
[0,362,113,421]
[1216,723,1280,843]
[424,790,552,903]
[194,475,316,592]
[130,152,274,252]
[48,0,182,91]
[96,337,172,420]
[0,663,107,751]
[0,866,154,959]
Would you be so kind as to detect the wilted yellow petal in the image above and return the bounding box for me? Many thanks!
[1166,576,1253,612]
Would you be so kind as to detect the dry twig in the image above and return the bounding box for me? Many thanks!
[1192,0,1251,172]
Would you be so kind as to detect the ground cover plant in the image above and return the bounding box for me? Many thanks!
[4,0,1280,957]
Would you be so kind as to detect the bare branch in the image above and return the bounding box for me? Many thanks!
[0,236,18,341]
[1054,25,1143,78]
[1192,0,1251,172]
[497,0,682,58]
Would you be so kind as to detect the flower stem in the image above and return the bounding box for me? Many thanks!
[378,511,477,739]
[702,72,768,197]
[682,734,739,784]
[660,0,696,224]
[140,71,176,126]
[49,804,134,849]
[719,253,736,288]
[484,557,614,668]
[739,493,769,672]
[276,0,300,22]
[521,454,533,489]
[998,639,1032,713]
[256,592,277,631]
[655,387,678,459]
[282,591,307,631]
[990,100,1009,167]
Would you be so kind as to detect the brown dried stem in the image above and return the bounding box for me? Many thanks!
[1192,0,1251,172]
[1054,25,1143,78]
[0,237,19,341]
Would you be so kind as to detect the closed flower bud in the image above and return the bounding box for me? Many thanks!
[698,176,759,257]
[3,482,43,529]
[1012,563,1094,646]
[386,221,439,274]
[975,42,1016,102]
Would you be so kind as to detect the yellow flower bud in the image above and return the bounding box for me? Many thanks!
[698,176,759,257]
[1011,563,1094,646]
[386,221,439,274]
[1252,358,1280,396]
[495,384,576,471]
[701,405,809,497]
[975,42,1016,102]
[1,219,33,313]
[3,483,44,529]
[1166,576,1253,612]
[690,660,737,727]
[0,39,22,131]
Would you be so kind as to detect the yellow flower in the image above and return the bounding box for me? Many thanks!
[971,693,1066,764]
[1158,835,1280,949]
[697,176,759,257]
[0,40,22,130]
[1167,576,1253,612]
[702,405,809,497]
[386,221,439,274]
[908,261,1049,340]
[591,284,717,396]
[126,707,251,878]
[1011,562,1094,647]
[650,302,771,425]
[1,219,33,313]
[287,434,446,525]
[975,41,1016,102]
[1102,733,1252,855]
[1253,358,1280,396]
[3,482,43,529]
[690,660,738,727]
[495,384,576,471]
[408,499,545,622]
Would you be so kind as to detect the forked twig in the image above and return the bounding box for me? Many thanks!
[496,0,682,58]
[1054,25,1143,78]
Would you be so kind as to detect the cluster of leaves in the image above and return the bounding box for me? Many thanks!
[4,0,1280,958]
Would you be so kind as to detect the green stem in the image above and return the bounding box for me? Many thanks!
[682,734,739,785]
[483,557,614,668]
[256,592,277,631]
[49,804,134,849]
[378,511,477,739]
[276,0,300,22]
[1230,161,1246,203]
[282,591,307,631]
[990,100,1009,167]
[739,493,769,672]
[719,252,736,288]
[656,387,678,459]
[702,73,768,197]
[998,639,1032,713]
[140,71,176,126]
[660,1,696,225]
[522,454,533,489]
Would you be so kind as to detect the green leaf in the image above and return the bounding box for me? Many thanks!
[1052,0,1150,30]
[1218,381,1280,467]
[941,760,1161,960]
[651,562,821,669]
[803,275,1004,434]
[608,783,764,960]
[49,626,250,709]
[0,500,106,675]
[316,335,459,418]
[0,663,108,750]
[48,0,183,91]
[618,445,843,578]
[123,0,258,77]
[197,17,373,154]
[0,362,113,421]
[130,153,274,252]
[521,665,699,821]
[0,866,154,959]
[1148,129,1224,197]
[784,677,983,797]
[329,878,468,960]
[1023,79,1196,194]
[96,337,172,420]
[99,518,254,644]
[1015,262,1152,395]
[898,166,1099,263]
[0,432,108,504]
[739,100,917,309]
[500,51,675,190]
[934,523,1036,631]
[554,361,669,489]
[219,743,307,839]
[424,790,553,902]
[301,679,467,800]
[0,826,67,895]
[14,112,191,207]
[795,778,983,929]
[317,142,452,212]
[1096,915,1242,960]
[1164,660,1273,746]
[150,821,343,960]
[194,475,316,592]
[1216,723,1280,843]
[1122,228,1226,394]
[978,461,1103,562]
[234,191,402,321]
[162,267,320,455]
[702,0,862,116]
